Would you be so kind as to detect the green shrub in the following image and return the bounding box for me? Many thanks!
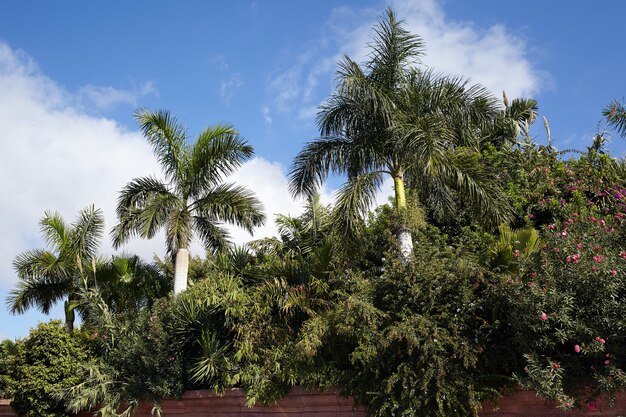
[3,321,92,417]
[496,210,626,408]
[62,294,185,417]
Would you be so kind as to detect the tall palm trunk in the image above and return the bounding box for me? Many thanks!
[393,171,413,259]
[173,248,189,294]
[64,298,75,332]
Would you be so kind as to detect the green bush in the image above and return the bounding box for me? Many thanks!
[0,339,16,398]
[3,321,92,417]
[496,210,626,408]
[62,293,185,417]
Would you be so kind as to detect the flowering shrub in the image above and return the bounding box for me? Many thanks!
[498,209,626,408]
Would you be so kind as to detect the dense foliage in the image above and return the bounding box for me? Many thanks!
[4,7,626,417]
[2,321,92,417]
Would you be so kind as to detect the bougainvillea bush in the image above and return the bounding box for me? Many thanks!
[496,204,626,408]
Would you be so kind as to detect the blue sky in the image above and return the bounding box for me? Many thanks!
[1,0,625,340]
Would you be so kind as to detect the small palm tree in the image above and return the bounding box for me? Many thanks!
[112,109,265,293]
[289,8,510,259]
[8,206,104,332]
[603,99,626,138]
[95,255,170,314]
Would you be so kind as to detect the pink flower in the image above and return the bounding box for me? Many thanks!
[566,253,581,264]
[574,344,581,353]
[552,247,560,253]
[528,282,535,287]
[610,270,618,277]
[560,229,569,237]
[577,243,583,250]
[586,402,599,411]
[592,266,597,272]
[593,255,604,263]
[616,213,624,219]
[547,223,557,230]
[540,312,548,321]
[596,337,606,344]
[531,272,537,278]
[605,359,611,366]
[620,251,626,260]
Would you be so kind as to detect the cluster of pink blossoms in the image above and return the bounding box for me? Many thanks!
[566,253,581,264]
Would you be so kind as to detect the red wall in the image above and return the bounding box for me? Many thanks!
[2,389,626,416]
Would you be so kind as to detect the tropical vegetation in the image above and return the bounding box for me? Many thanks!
[111,109,266,293]
[3,7,626,417]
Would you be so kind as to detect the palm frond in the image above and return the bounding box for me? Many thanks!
[323,57,398,138]
[193,216,230,253]
[70,205,104,259]
[192,183,265,233]
[367,7,425,89]
[12,249,68,281]
[332,171,384,238]
[134,108,187,182]
[187,125,254,195]
[603,99,626,138]
[39,211,69,252]
[7,274,71,314]
[112,177,180,248]
[440,150,512,228]
[289,136,381,197]
[190,330,230,384]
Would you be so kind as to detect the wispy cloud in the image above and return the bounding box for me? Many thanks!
[213,54,243,104]
[77,80,158,110]
[265,0,543,124]
[220,73,243,104]
[212,54,229,71]
[261,105,272,125]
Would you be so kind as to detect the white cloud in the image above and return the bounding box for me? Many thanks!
[212,54,230,71]
[265,0,542,122]
[267,66,301,112]
[0,42,338,290]
[220,73,243,104]
[261,105,272,125]
[77,81,158,110]
[212,54,244,104]
[390,0,540,99]
[0,42,166,289]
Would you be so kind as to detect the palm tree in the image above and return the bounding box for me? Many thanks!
[95,255,170,314]
[289,8,510,259]
[484,92,538,148]
[603,99,626,138]
[8,205,104,332]
[112,109,266,293]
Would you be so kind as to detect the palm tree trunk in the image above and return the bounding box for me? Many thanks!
[173,248,189,294]
[64,299,75,333]
[393,172,413,259]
